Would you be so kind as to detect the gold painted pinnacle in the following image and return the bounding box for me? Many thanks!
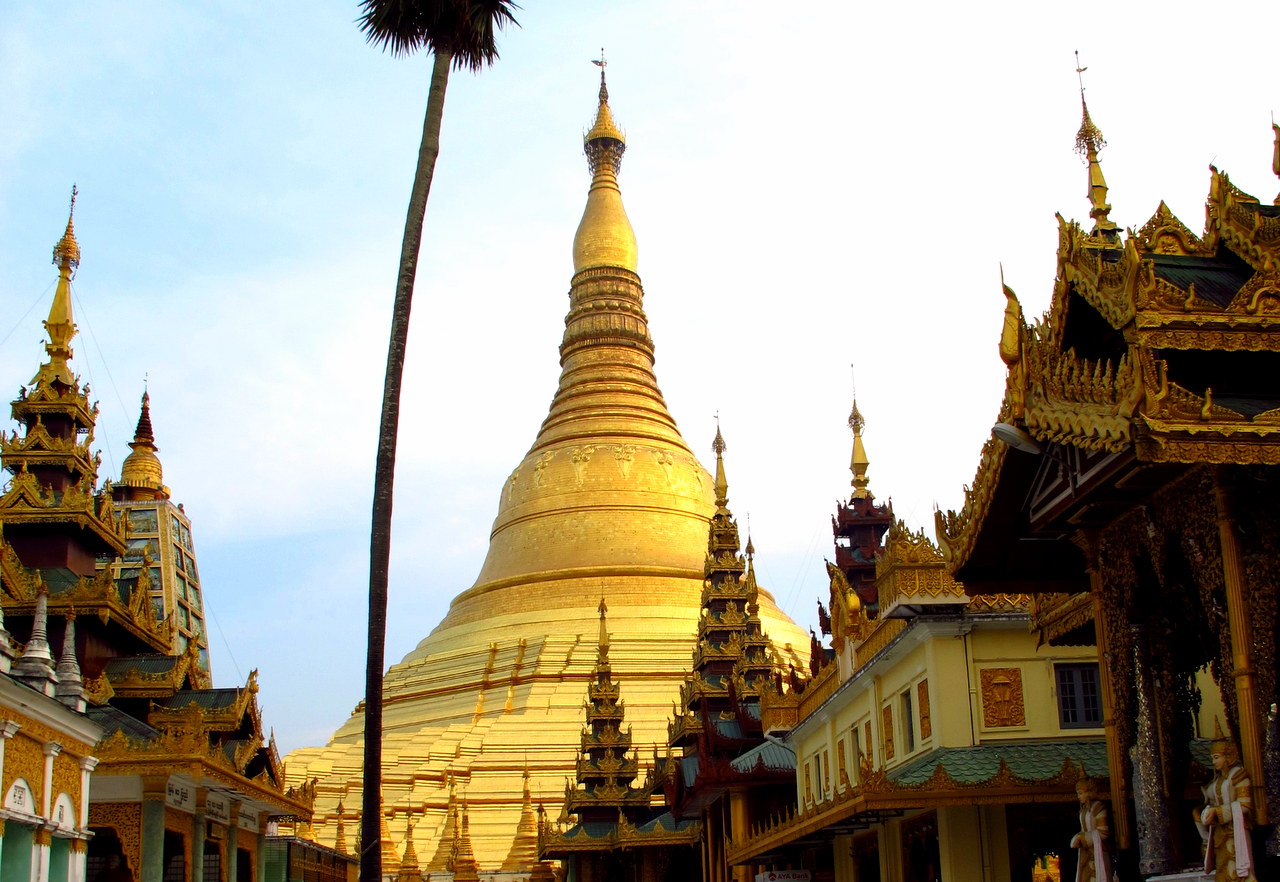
[1073,54,1117,234]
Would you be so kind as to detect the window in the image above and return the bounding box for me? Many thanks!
[901,690,916,753]
[1056,663,1102,728]
[128,508,158,533]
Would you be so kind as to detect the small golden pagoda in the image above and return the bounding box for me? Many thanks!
[286,70,809,866]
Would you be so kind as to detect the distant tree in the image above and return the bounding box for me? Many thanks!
[356,4,517,882]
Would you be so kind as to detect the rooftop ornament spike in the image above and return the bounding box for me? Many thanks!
[1073,53,1118,237]
[572,53,637,273]
[712,421,729,509]
[848,382,872,500]
[38,187,82,387]
[1272,117,1279,204]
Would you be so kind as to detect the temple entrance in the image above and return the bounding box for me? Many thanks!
[900,811,939,882]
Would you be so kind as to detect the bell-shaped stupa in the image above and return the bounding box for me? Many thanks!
[287,70,809,867]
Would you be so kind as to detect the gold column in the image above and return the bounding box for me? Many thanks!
[1074,530,1131,848]
[1212,468,1268,823]
[729,788,750,882]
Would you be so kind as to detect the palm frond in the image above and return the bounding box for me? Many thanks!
[357,0,519,69]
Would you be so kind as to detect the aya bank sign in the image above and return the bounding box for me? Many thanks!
[755,873,812,882]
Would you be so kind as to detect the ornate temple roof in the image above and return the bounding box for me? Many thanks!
[936,118,1280,595]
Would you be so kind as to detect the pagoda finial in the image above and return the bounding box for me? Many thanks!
[712,417,729,509]
[55,609,85,711]
[596,596,610,665]
[13,584,57,696]
[1073,53,1118,236]
[848,377,872,500]
[120,388,165,493]
[573,55,637,273]
[38,188,82,387]
[1271,116,1279,205]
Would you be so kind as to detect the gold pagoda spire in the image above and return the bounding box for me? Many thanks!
[596,596,610,666]
[848,391,871,500]
[395,817,420,882]
[498,770,539,873]
[334,801,348,854]
[1073,54,1118,237]
[36,186,81,388]
[572,57,638,273]
[1271,119,1279,204]
[713,422,729,512]
[120,390,166,494]
[426,776,458,873]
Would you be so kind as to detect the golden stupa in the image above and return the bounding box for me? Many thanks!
[287,71,809,868]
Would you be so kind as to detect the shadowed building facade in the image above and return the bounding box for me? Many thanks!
[286,74,810,869]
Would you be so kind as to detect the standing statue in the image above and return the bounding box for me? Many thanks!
[1195,736,1256,882]
[1070,776,1111,882]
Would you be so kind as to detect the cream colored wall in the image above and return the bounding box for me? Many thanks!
[791,619,1102,819]
[970,628,1100,742]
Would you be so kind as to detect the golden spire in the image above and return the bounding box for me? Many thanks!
[572,54,638,273]
[120,389,166,493]
[1073,54,1118,236]
[37,186,81,388]
[1271,118,1279,205]
[334,801,348,854]
[596,596,610,666]
[498,770,539,873]
[712,420,729,511]
[848,387,871,500]
[395,817,420,882]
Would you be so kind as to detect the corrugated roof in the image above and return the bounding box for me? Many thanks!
[103,655,179,676]
[730,741,795,774]
[635,812,697,833]
[890,739,1107,786]
[162,688,239,710]
[681,755,699,787]
[87,705,161,740]
[1150,252,1253,308]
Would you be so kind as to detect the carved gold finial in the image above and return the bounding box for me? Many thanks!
[572,56,637,273]
[1271,116,1279,205]
[120,389,165,492]
[35,188,82,388]
[595,596,611,668]
[712,423,729,508]
[1073,53,1118,236]
[848,381,871,500]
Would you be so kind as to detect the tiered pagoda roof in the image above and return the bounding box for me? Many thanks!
[1,202,312,875]
[829,396,892,618]
[936,119,1280,605]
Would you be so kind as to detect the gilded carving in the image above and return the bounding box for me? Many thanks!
[52,751,80,804]
[917,680,931,740]
[533,451,554,487]
[980,667,1026,727]
[89,802,142,877]
[611,445,635,479]
[569,446,595,485]
[2,735,45,804]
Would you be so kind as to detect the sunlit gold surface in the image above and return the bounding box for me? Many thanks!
[287,78,809,868]
[572,71,637,274]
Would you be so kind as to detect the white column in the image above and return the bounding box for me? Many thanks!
[42,742,63,819]
[77,757,98,832]
[33,828,51,882]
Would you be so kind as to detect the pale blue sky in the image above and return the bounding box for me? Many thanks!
[2,1,1277,755]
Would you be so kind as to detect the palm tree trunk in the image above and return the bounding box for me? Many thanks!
[362,48,452,882]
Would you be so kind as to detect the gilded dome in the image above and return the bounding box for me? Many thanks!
[119,391,164,491]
